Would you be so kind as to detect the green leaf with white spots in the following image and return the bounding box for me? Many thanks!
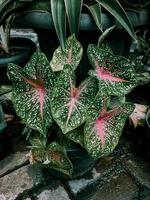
[51,66,99,134]
[7,52,55,136]
[97,41,113,54]
[46,142,73,176]
[50,35,83,71]
[88,44,138,96]
[29,134,47,149]
[66,126,85,147]
[84,103,134,159]
[29,140,73,176]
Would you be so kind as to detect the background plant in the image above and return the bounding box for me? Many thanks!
[50,0,136,50]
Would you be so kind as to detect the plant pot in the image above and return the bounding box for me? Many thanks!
[0,37,37,86]
[13,6,150,52]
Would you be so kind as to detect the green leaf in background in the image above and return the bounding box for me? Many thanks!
[64,0,83,37]
[84,102,134,159]
[66,126,85,147]
[46,142,73,176]
[51,66,98,134]
[97,25,116,46]
[50,35,83,71]
[29,137,73,176]
[84,2,102,31]
[8,52,55,136]
[96,0,136,40]
[51,0,66,50]
[88,44,138,96]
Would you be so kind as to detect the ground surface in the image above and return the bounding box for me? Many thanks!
[0,136,150,200]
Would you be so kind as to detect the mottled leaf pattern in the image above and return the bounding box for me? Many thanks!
[51,66,98,134]
[46,142,73,176]
[8,52,55,136]
[50,35,83,71]
[66,126,85,147]
[29,139,73,176]
[98,41,113,54]
[84,103,134,158]
[88,44,138,96]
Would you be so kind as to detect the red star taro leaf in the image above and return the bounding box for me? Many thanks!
[46,142,73,176]
[51,66,98,134]
[7,52,55,136]
[87,44,138,96]
[29,138,73,176]
[50,35,83,71]
[84,103,134,159]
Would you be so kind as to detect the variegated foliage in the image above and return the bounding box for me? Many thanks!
[8,36,138,173]
[88,44,138,96]
[51,65,99,134]
[84,95,134,158]
[7,52,55,136]
[29,135,73,176]
[50,35,83,71]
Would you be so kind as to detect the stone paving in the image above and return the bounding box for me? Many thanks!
[0,137,150,200]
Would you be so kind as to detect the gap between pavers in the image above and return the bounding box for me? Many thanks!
[66,157,125,200]
[0,151,29,178]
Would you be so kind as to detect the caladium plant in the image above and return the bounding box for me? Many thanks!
[8,35,139,177]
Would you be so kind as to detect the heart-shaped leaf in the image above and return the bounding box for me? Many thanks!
[8,52,55,136]
[50,35,83,71]
[84,102,134,159]
[51,66,98,134]
[46,142,73,176]
[29,138,73,176]
[88,44,138,96]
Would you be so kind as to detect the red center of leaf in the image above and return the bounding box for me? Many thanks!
[95,60,128,83]
[66,48,72,64]
[65,80,85,126]
[23,75,46,119]
[71,87,78,98]
[94,105,123,148]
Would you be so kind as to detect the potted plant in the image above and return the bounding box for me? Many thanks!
[7,30,144,178]
[5,0,150,179]
[0,0,37,86]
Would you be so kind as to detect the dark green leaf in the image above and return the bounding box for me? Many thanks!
[97,25,116,46]
[66,126,85,147]
[84,3,102,31]
[46,142,73,176]
[64,0,83,36]
[51,0,66,50]
[96,0,136,39]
